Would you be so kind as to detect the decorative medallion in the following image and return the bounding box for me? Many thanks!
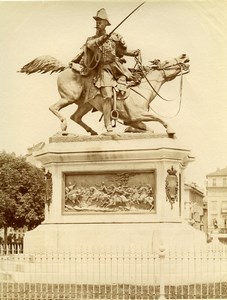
[165,166,178,209]
[45,170,52,209]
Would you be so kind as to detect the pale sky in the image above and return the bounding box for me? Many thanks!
[1,0,227,188]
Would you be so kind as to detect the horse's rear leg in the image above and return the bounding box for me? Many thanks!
[70,103,98,135]
[49,98,73,131]
[124,120,148,133]
[133,112,175,137]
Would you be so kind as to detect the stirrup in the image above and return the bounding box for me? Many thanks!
[111,110,119,120]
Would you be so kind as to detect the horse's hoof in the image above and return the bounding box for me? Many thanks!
[102,131,116,136]
[166,126,175,138]
[61,131,68,136]
[90,131,98,136]
[168,132,176,139]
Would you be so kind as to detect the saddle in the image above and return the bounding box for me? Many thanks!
[70,63,142,111]
[115,69,143,99]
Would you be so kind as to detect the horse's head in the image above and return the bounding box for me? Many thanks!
[150,54,190,81]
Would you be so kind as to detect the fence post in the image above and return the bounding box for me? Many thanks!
[158,244,166,300]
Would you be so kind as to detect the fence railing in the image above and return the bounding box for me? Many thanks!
[0,243,23,255]
[0,243,227,300]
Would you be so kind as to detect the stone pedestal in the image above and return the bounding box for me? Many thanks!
[24,133,206,253]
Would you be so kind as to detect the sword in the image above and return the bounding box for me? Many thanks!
[102,2,145,44]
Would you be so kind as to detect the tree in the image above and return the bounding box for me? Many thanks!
[0,151,46,242]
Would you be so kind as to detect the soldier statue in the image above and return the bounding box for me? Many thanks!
[70,8,140,133]
[19,3,190,137]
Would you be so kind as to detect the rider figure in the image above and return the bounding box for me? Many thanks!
[70,8,140,132]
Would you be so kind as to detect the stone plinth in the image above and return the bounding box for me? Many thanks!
[24,222,206,253]
[24,133,206,253]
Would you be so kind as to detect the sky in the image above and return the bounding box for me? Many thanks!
[0,0,227,189]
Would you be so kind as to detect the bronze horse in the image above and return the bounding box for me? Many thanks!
[19,54,190,136]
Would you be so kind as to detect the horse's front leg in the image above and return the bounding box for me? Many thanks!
[70,103,98,135]
[49,98,74,132]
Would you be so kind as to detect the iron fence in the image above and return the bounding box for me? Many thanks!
[0,244,227,300]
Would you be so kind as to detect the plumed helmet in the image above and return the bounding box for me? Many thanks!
[93,8,111,26]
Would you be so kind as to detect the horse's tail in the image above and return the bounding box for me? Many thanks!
[18,55,68,75]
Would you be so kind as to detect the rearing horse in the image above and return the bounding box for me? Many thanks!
[19,54,190,137]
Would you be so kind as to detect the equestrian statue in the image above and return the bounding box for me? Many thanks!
[19,6,190,137]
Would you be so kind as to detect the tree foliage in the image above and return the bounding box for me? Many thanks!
[0,151,46,230]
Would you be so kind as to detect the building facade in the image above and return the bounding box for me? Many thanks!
[184,182,207,234]
[206,167,227,238]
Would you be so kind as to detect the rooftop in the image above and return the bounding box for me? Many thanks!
[206,166,227,177]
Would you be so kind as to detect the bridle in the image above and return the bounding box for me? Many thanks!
[132,56,189,118]
[135,56,188,102]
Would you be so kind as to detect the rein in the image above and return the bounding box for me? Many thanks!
[135,56,184,102]
[131,58,186,118]
[83,47,101,75]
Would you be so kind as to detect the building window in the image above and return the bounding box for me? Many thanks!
[223,177,227,186]
[212,178,216,186]
[221,202,227,214]
[224,216,227,228]
[211,214,218,226]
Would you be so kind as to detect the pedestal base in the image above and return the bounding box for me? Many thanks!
[25,134,201,254]
[24,222,207,253]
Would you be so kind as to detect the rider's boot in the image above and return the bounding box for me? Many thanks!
[103,97,113,132]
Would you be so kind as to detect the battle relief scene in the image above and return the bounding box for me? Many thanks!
[64,172,155,213]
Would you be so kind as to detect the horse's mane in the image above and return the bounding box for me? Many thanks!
[19,55,68,75]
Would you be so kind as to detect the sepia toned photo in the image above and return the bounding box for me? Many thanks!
[0,1,227,299]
